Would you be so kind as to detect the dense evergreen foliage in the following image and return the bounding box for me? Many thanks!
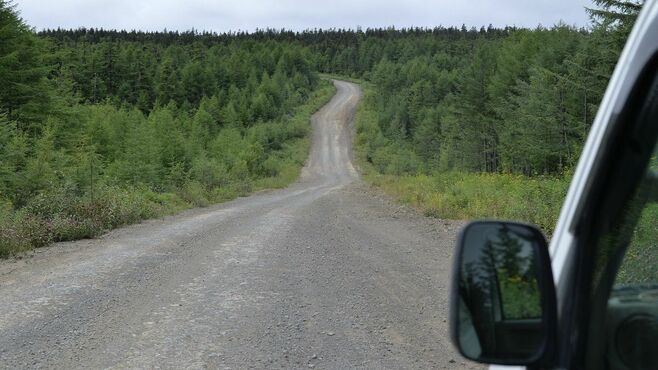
[0,0,330,255]
[352,2,642,177]
[351,0,644,231]
[0,0,645,253]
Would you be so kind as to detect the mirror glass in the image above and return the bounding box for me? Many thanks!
[455,222,546,362]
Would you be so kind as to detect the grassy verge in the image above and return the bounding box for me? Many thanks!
[354,83,569,234]
[360,171,568,233]
[0,81,337,258]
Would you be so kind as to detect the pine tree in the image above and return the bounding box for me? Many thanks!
[0,0,51,127]
[588,0,643,29]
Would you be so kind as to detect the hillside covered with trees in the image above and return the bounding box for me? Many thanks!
[0,0,331,255]
[348,1,641,176]
[346,0,643,231]
[0,0,643,254]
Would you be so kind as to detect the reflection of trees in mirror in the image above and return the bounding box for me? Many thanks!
[461,258,497,355]
[463,225,541,321]
[490,226,542,319]
[459,224,542,358]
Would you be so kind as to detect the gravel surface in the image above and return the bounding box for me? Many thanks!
[0,81,479,369]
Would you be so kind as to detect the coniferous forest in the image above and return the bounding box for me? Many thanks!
[0,0,643,255]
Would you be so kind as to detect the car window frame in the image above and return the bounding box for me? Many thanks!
[564,52,658,369]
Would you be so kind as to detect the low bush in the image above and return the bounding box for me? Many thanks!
[178,180,211,207]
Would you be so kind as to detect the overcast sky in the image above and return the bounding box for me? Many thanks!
[15,0,594,33]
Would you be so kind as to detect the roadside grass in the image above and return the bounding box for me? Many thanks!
[0,81,337,258]
[360,170,568,233]
[354,83,569,234]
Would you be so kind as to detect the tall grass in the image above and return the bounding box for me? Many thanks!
[361,171,568,234]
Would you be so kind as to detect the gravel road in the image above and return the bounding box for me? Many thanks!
[0,81,477,369]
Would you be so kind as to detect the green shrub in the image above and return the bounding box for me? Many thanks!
[0,210,53,257]
[50,214,92,241]
[178,181,210,207]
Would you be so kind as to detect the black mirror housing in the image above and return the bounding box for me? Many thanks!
[449,221,557,367]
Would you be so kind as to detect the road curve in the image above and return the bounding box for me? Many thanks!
[0,80,474,369]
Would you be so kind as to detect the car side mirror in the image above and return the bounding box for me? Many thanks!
[450,221,557,367]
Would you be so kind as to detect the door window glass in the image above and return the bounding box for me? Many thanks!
[606,146,658,370]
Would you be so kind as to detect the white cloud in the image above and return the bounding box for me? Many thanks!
[15,0,594,32]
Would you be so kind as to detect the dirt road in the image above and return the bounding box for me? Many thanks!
[0,81,474,369]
